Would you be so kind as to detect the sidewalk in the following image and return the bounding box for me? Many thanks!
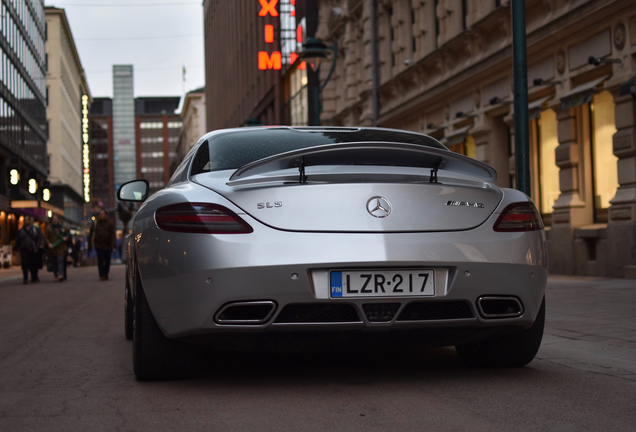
[0,266,27,283]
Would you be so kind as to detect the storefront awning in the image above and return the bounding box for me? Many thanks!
[445,126,471,146]
[11,200,64,220]
[620,75,636,96]
[529,95,553,119]
[560,75,611,110]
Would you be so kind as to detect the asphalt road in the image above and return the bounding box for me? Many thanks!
[0,265,635,431]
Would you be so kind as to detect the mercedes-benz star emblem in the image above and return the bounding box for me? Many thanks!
[366,196,392,218]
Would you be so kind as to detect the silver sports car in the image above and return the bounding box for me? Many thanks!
[119,126,547,380]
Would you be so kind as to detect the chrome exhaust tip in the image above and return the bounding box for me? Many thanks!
[215,301,277,325]
[477,296,524,319]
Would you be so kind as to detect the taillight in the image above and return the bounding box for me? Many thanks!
[155,203,253,234]
[493,202,544,232]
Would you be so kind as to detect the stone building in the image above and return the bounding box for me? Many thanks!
[45,7,91,226]
[175,87,206,166]
[315,0,636,278]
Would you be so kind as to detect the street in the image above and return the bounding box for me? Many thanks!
[0,265,635,431]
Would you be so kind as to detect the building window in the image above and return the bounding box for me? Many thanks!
[462,0,468,30]
[141,151,164,158]
[449,135,475,158]
[287,66,308,126]
[140,137,163,144]
[140,122,163,129]
[464,135,476,159]
[590,91,618,222]
[411,6,416,55]
[167,121,183,129]
[141,166,164,173]
[532,109,560,218]
[434,0,440,48]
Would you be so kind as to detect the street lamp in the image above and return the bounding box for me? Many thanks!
[297,37,338,126]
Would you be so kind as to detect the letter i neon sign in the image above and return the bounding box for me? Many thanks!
[258,0,281,70]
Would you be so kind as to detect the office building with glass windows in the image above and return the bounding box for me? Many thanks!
[135,96,181,195]
[88,95,182,213]
[112,65,136,207]
[0,0,48,245]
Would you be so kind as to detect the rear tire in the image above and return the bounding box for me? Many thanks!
[455,297,545,368]
[133,269,201,380]
[124,272,133,340]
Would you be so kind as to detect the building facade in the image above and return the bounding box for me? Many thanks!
[203,0,316,130]
[88,95,182,212]
[313,0,636,278]
[0,0,48,244]
[44,7,91,227]
[88,97,113,211]
[135,97,181,194]
[175,87,206,166]
[112,64,135,208]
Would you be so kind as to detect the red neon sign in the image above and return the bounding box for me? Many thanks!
[296,24,303,43]
[258,0,279,17]
[264,24,274,43]
[290,52,306,70]
[259,51,282,70]
[258,0,302,71]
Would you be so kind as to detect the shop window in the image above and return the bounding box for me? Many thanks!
[536,109,560,217]
[449,135,475,159]
[286,66,307,126]
[590,91,618,222]
[465,135,476,159]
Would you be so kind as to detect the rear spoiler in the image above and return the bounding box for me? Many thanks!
[228,142,497,183]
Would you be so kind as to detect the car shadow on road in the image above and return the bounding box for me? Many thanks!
[194,346,538,387]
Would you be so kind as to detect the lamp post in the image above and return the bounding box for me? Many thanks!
[512,0,530,196]
[297,38,338,126]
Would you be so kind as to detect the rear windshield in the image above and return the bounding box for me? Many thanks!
[191,128,447,175]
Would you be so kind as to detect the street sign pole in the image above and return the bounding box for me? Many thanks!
[512,0,531,196]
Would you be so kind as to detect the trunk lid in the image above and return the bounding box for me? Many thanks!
[193,170,502,233]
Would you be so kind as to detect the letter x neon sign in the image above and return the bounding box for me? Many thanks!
[258,0,279,17]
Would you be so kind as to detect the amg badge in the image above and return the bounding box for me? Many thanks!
[446,200,485,208]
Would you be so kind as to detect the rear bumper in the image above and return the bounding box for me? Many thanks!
[136,214,547,344]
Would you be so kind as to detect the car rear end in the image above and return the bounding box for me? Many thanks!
[133,128,546,348]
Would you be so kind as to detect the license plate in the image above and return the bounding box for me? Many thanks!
[330,269,435,298]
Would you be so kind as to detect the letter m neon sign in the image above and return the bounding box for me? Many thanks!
[258,51,282,70]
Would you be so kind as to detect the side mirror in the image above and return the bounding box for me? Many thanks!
[117,179,149,202]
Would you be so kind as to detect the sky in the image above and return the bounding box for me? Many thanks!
[44,0,205,101]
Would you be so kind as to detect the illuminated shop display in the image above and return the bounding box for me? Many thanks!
[82,95,91,202]
[9,169,19,185]
[28,178,38,194]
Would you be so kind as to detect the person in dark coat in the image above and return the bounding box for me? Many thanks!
[14,216,44,284]
[89,209,116,281]
[44,215,70,282]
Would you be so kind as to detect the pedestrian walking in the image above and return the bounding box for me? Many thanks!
[45,215,70,282]
[14,216,43,284]
[72,238,82,267]
[89,209,116,281]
